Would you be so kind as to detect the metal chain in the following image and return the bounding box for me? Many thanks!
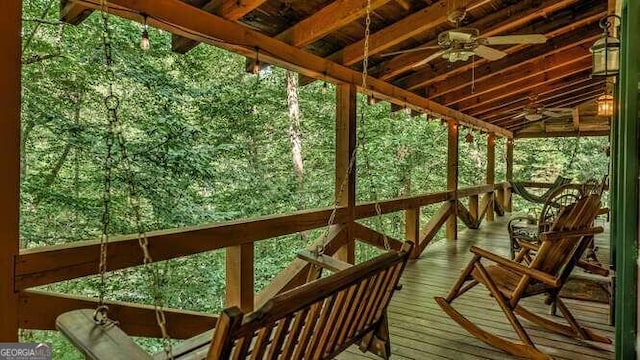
[358,0,390,251]
[97,2,173,357]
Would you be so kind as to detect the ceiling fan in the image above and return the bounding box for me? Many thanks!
[509,102,574,122]
[380,9,547,68]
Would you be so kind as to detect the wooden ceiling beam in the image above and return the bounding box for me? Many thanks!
[277,0,392,48]
[70,0,512,137]
[450,54,593,113]
[172,0,266,54]
[436,39,596,108]
[377,0,581,81]
[503,90,605,129]
[398,5,606,92]
[423,30,601,100]
[515,129,609,138]
[328,0,492,66]
[60,0,94,24]
[470,73,599,120]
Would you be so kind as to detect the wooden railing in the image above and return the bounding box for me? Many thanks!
[15,182,511,339]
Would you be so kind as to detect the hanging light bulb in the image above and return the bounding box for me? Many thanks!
[252,48,261,75]
[140,16,150,51]
[322,81,328,95]
[367,96,376,105]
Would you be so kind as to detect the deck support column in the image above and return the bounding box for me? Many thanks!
[405,208,420,258]
[486,133,496,222]
[335,83,356,263]
[226,244,254,313]
[614,1,638,358]
[505,139,514,212]
[446,120,458,241]
[0,0,21,341]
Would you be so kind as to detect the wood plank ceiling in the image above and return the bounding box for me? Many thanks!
[66,0,612,138]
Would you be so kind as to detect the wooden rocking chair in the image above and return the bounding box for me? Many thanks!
[435,194,611,360]
[57,241,413,360]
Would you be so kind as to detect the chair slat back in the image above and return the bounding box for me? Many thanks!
[208,243,412,360]
[536,194,601,276]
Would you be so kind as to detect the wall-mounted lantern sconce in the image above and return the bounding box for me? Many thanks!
[590,14,621,77]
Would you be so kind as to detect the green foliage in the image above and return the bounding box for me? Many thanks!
[20,1,609,358]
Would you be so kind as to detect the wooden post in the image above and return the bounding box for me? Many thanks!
[405,208,420,258]
[0,0,21,342]
[335,84,356,263]
[469,195,479,222]
[226,244,254,313]
[614,1,638,357]
[505,139,514,212]
[486,133,495,222]
[446,120,458,240]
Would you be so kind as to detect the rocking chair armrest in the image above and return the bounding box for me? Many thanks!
[516,240,539,252]
[469,246,559,287]
[539,227,604,242]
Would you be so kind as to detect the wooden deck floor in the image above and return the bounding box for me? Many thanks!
[340,215,615,360]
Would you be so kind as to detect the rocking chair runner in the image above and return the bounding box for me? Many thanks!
[435,194,611,360]
[57,241,414,360]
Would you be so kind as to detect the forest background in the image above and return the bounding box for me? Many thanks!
[19,0,609,357]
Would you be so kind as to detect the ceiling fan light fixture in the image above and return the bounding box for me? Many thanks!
[524,113,543,121]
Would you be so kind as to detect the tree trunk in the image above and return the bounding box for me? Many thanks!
[286,71,307,243]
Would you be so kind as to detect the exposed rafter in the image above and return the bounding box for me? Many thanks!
[172,0,267,53]
[329,0,492,66]
[424,30,601,101]
[377,0,581,81]
[277,0,392,48]
[69,0,512,137]
[447,54,594,113]
[398,5,605,92]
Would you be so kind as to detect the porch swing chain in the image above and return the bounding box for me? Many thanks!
[319,0,390,254]
[358,0,390,251]
[97,2,174,358]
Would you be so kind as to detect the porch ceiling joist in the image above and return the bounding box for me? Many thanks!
[328,0,492,67]
[276,0,392,48]
[424,29,601,101]
[377,0,581,81]
[469,73,599,119]
[493,83,605,127]
[399,6,606,93]
[451,55,594,114]
[69,0,512,137]
[435,41,596,109]
[172,0,269,53]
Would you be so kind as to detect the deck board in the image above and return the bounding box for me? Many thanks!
[339,215,614,360]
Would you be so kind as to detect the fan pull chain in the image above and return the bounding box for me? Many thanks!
[471,55,476,94]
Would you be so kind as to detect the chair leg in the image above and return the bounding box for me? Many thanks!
[446,255,480,302]
[473,262,534,347]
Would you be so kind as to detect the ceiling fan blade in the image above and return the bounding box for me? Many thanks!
[379,45,442,58]
[481,34,547,45]
[544,107,573,112]
[513,112,526,119]
[473,45,507,61]
[412,50,446,68]
[542,111,564,118]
